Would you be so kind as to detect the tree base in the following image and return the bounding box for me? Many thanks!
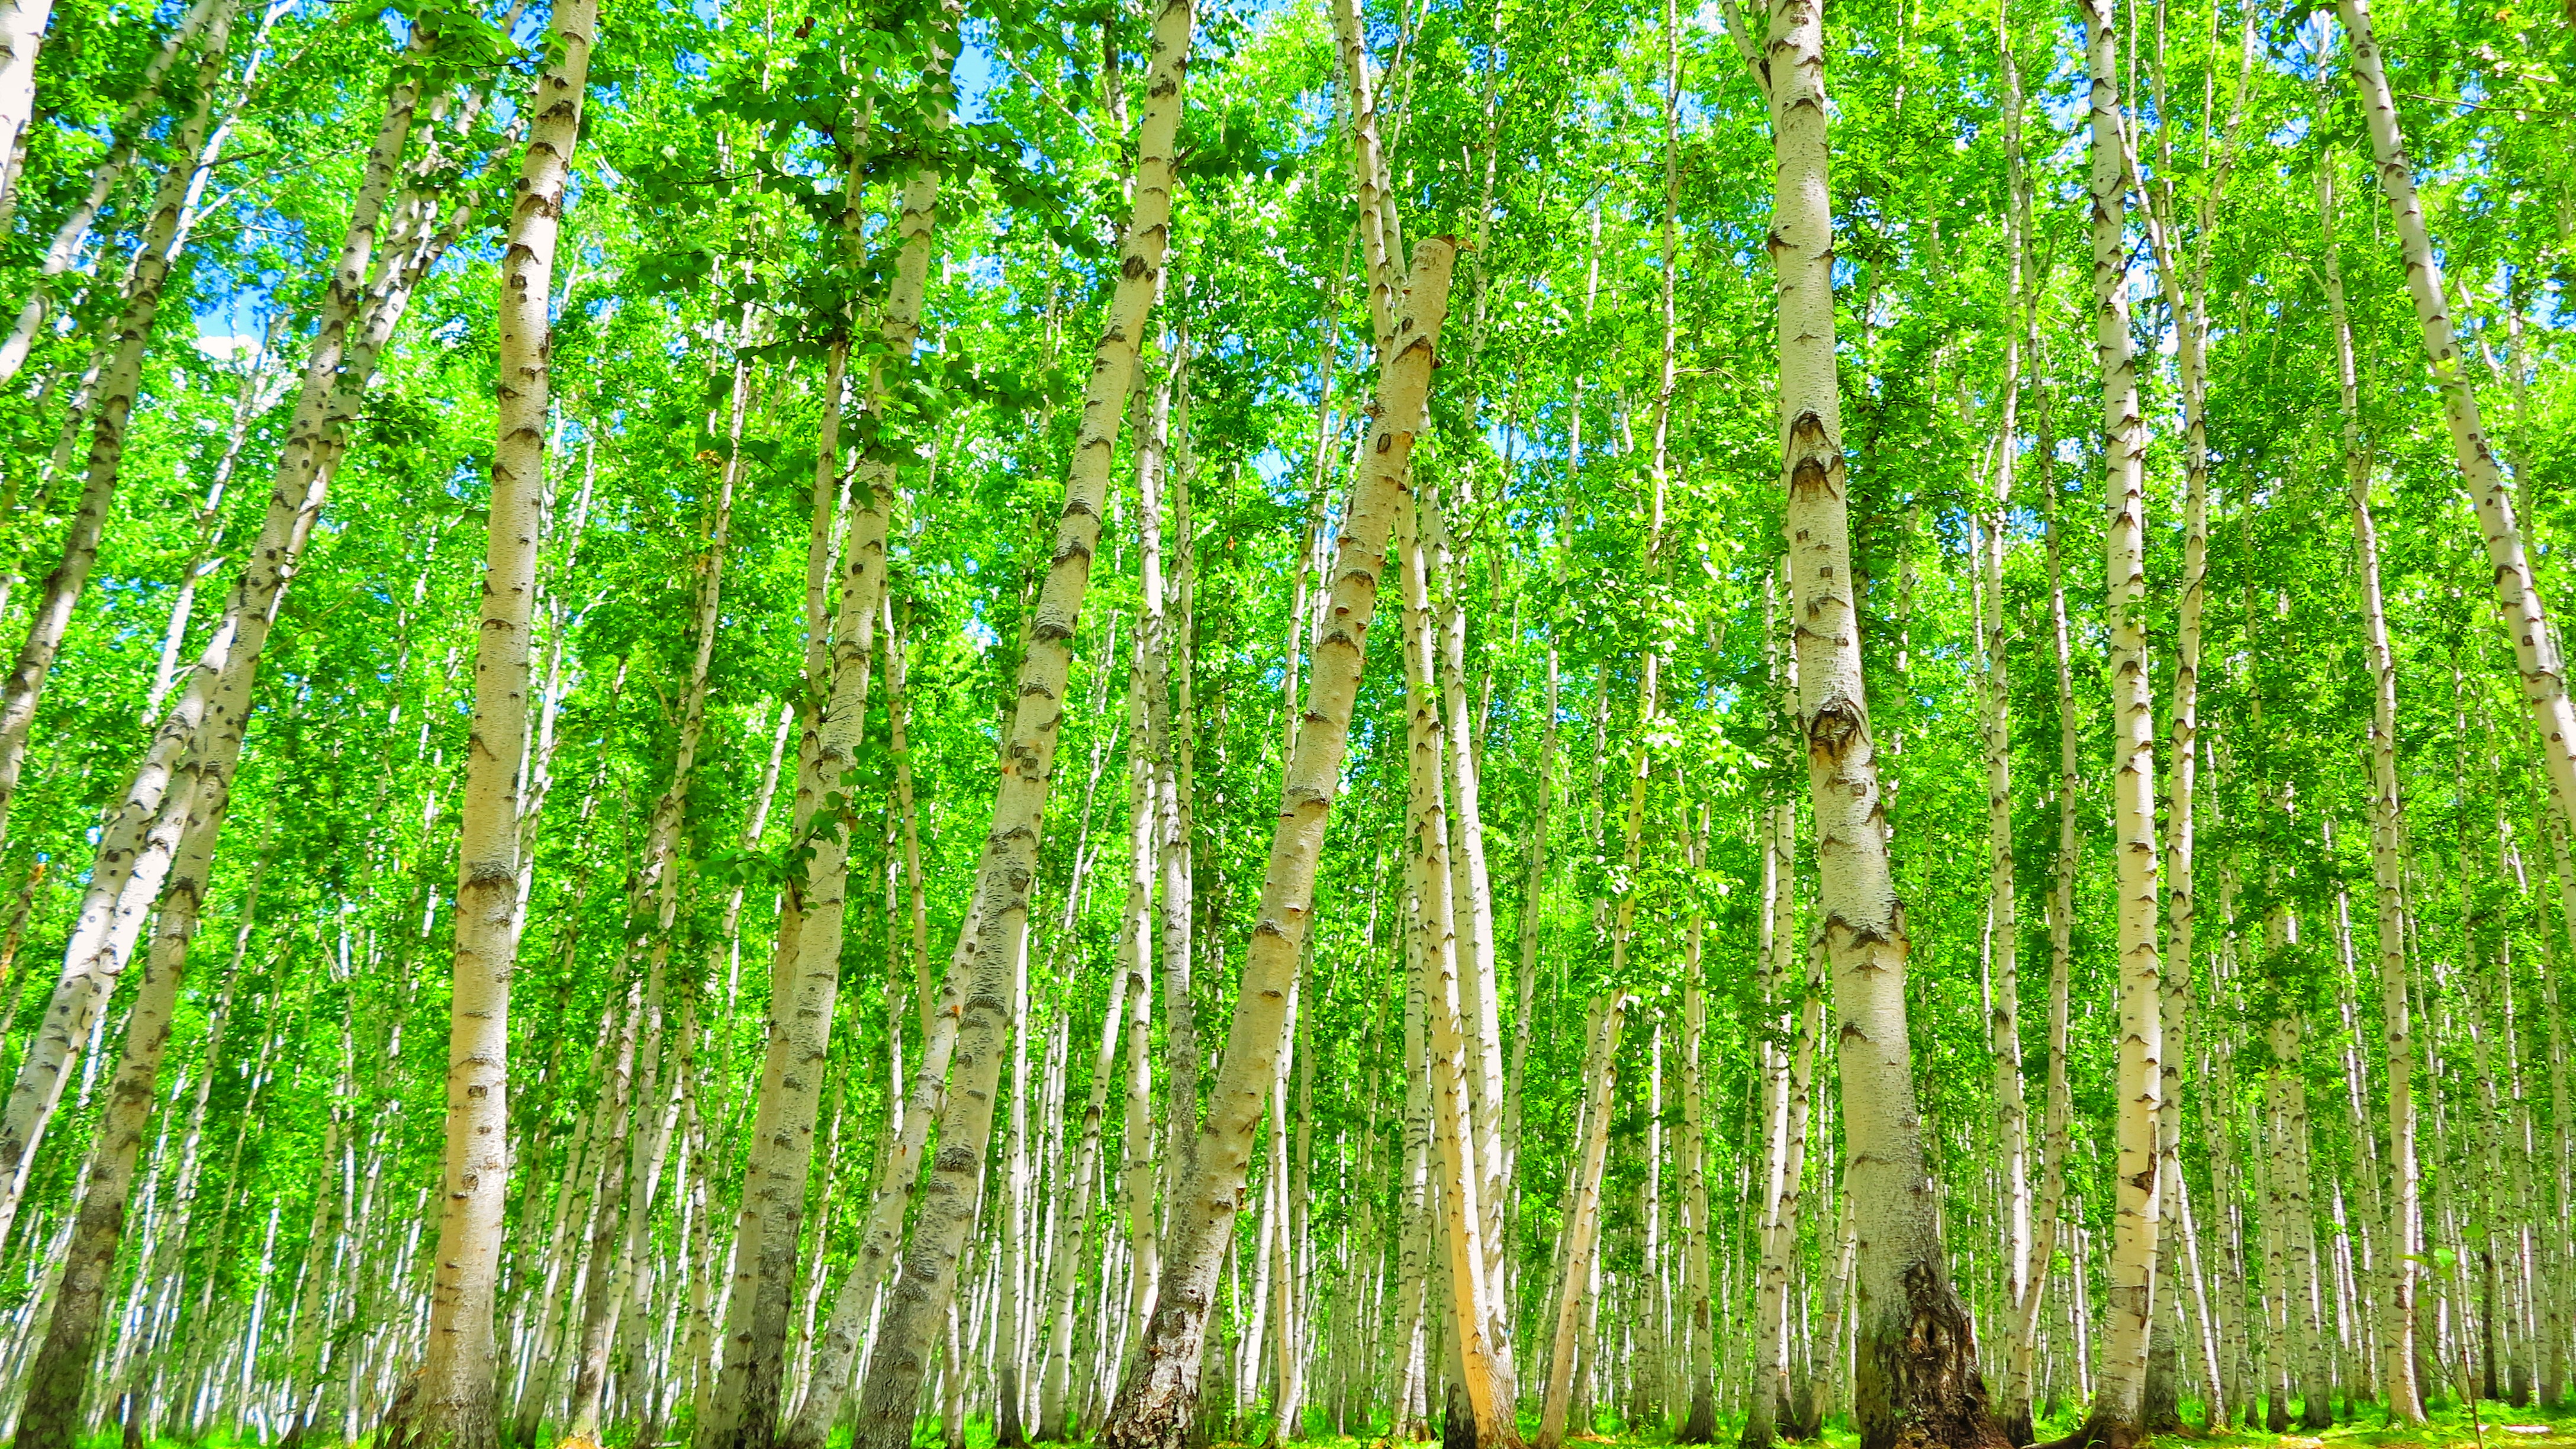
[1788,1377,1822,1441]
[1677,1387,1719,1445]
[1856,1263,2014,1449]
[2031,1412,2149,1449]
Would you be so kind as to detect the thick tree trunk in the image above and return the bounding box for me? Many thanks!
[398,5,597,1447]
[1768,0,2005,1438]
[1097,237,1457,1449]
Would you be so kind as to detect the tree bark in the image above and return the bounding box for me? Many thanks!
[2073,0,2163,1437]
[398,4,597,1445]
[2334,0,2576,837]
[1769,0,2007,1435]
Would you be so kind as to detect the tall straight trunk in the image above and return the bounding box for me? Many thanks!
[2323,140,2426,1426]
[1540,996,1628,1449]
[2333,0,2576,837]
[397,4,596,1445]
[1768,0,2005,1440]
[1120,330,1178,1376]
[1098,239,1458,1449]
[0,2,242,852]
[2125,11,2250,1424]
[2075,0,2163,1436]
[1399,483,1509,1448]
[704,19,956,1448]
[1986,17,2031,1433]
[849,4,1193,1440]
[1676,809,1717,1444]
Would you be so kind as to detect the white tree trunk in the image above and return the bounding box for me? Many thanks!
[1097,238,1458,1449]
[404,3,597,1444]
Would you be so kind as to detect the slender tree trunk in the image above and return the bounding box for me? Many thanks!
[849,6,1194,1441]
[1986,22,2031,1430]
[396,5,597,1446]
[1097,238,1458,1449]
[0,2,244,854]
[2334,0,2576,836]
[2320,136,2427,1427]
[1399,481,1509,1449]
[1540,997,1628,1449]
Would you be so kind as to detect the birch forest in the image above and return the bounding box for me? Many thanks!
[0,0,2571,1442]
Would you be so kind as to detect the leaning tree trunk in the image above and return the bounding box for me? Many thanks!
[2336,0,2576,838]
[1096,238,1458,1449]
[847,4,1194,1443]
[2074,0,2164,1439]
[0,9,243,856]
[0,0,440,1260]
[396,4,597,1447]
[0,0,54,224]
[0,0,228,384]
[1767,0,2007,1438]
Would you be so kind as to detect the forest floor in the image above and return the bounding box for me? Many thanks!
[82,1401,2576,1449]
[1183,1399,2576,1449]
